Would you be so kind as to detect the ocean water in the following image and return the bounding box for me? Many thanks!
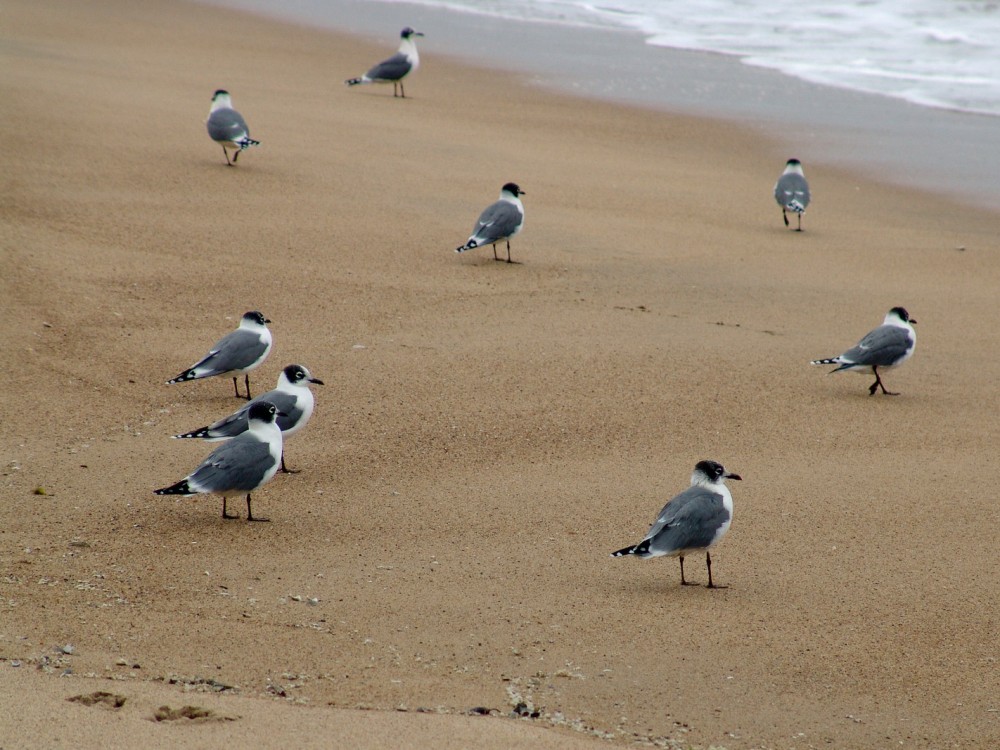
[372,0,1000,118]
[205,0,1000,209]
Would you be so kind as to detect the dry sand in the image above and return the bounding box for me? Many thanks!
[1,1,998,748]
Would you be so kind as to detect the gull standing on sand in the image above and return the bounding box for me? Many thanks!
[206,89,260,166]
[611,460,741,589]
[154,401,283,522]
[455,183,526,263]
[172,364,324,474]
[811,306,917,396]
[167,311,272,400]
[774,158,811,230]
[345,27,424,98]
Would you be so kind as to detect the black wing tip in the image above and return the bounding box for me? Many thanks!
[171,428,210,440]
[611,539,650,558]
[154,480,191,496]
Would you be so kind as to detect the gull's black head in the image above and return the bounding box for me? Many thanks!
[786,158,802,167]
[243,311,271,326]
[284,364,306,383]
[889,306,915,325]
[502,182,524,197]
[283,364,324,386]
[694,460,742,483]
[401,27,424,39]
[247,400,278,424]
[212,89,230,99]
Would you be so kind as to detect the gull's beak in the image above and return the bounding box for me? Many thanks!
[910,318,917,325]
[309,377,325,386]
[264,318,272,324]
[725,472,742,481]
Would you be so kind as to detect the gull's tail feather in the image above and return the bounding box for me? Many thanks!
[154,479,193,496]
[611,539,650,558]
[172,427,211,440]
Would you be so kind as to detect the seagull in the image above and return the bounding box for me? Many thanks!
[172,364,323,474]
[345,27,424,98]
[611,460,741,589]
[154,400,283,522]
[206,89,260,166]
[455,183,526,263]
[774,158,811,231]
[167,311,272,400]
[811,306,917,396]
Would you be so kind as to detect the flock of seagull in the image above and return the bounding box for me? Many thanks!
[187,27,919,587]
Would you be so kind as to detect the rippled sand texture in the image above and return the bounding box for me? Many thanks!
[2,1,998,748]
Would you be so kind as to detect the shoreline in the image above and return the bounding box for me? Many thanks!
[207,0,1000,213]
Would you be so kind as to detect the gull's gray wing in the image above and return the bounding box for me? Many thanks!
[841,325,912,367]
[191,328,267,376]
[189,390,301,440]
[470,200,521,244]
[367,53,411,82]
[644,485,729,554]
[188,433,276,493]
[774,173,810,209]
[199,405,251,439]
[207,108,250,143]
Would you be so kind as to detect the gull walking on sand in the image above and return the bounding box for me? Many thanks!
[811,306,917,396]
[167,311,272,400]
[455,183,526,263]
[612,460,741,589]
[774,158,811,230]
[345,27,424,98]
[172,364,324,474]
[155,401,283,522]
[206,89,260,166]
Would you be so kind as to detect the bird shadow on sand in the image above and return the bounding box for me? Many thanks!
[602,570,734,599]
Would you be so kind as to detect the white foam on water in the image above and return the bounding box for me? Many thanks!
[381,0,1000,117]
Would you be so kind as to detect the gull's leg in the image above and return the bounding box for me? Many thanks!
[680,556,698,586]
[280,453,299,475]
[246,494,269,522]
[706,551,727,589]
[222,497,239,520]
[871,366,899,396]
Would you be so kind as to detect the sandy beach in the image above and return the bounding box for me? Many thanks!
[213,0,1000,211]
[1,1,998,748]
